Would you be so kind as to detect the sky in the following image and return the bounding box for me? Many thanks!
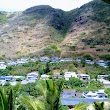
[0,0,92,12]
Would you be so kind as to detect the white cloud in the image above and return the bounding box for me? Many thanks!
[0,0,92,12]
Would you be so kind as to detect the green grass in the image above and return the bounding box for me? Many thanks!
[0,13,7,24]
[49,26,65,42]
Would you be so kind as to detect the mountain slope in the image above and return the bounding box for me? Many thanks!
[60,0,110,57]
[0,0,110,58]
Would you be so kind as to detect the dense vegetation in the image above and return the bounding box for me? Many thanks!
[0,79,110,110]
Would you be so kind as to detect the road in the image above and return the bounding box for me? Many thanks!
[61,98,109,105]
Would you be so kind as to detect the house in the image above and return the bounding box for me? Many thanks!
[51,56,60,62]
[78,74,90,82]
[60,58,73,62]
[98,75,108,79]
[21,80,28,84]
[64,72,77,80]
[0,76,13,81]
[98,79,110,88]
[62,89,80,98]
[7,60,17,66]
[40,57,50,62]
[0,79,6,86]
[17,58,28,64]
[52,74,63,79]
[76,59,81,63]
[21,79,36,84]
[85,60,94,65]
[0,62,6,69]
[83,90,108,99]
[13,76,25,81]
[96,60,108,68]
[10,81,17,86]
[40,74,49,80]
[30,57,38,62]
[27,72,38,80]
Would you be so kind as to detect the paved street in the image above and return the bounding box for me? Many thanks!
[62,98,109,105]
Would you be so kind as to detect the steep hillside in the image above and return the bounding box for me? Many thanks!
[0,0,110,58]
[60,0,110,57]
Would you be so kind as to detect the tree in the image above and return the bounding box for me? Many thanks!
[93,102,104,110]
[20,83,38,97]
[102,0,110,4]
[74,102,88,110]
[0,88,14,110]
[83,54,93,61]
[45,62,50,74]
[67,77,84,88]
[19,96,44,110]
[107,75,110,81]
[36,79,64,110]
[81,59,86,67]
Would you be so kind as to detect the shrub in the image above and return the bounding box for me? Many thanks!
[99,55,110,60]
[83,54,93,60]
[96,48,103,51]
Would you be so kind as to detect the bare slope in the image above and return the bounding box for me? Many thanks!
[0,0,110,58]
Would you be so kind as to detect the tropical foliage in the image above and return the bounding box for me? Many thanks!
[19,96,44,110]
[0,88,14,110]
[36,79,64,110]
[102,0,110,4]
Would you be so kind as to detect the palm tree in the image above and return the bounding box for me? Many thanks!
[19,95,44,110]
[19,79,63,110]
[74,102,88,110]
[0,88,14,110]
[36,79,64,110]
[93,102,104,110]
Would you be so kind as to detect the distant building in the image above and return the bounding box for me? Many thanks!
[85,60,94,65]
[40,57,50,62]
[13,76,25,81]
[0,76,13,81]
[7,60,17,66]
[40,74,49,80]
[64,72,77,80]
[17,58,28,64]
[96,60,108,68]
[52,74,63,79]
[60,58,73,62]
[0,80,6,86]
[78,74,90,82]
[0,62,6,69]
[98,79,110,88]
[98,75,108,79]
[51,57,60,62]
[27,71,38,80]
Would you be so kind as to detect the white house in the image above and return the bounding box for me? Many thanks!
[21,80,28,84]
[98,79,110,88]
[78,74,90,82]
[17,58,28,64]
[7,60,17,66]
[0,62,6,69]
[27,71,38,80]
[64,72,77,80]
[98,75,108,79]
[40,74,49,80]
[85,60,94,65]
[0,79,6,85]
[83,90,108,99]
[96,60,108,68]
[10,81,17,86]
